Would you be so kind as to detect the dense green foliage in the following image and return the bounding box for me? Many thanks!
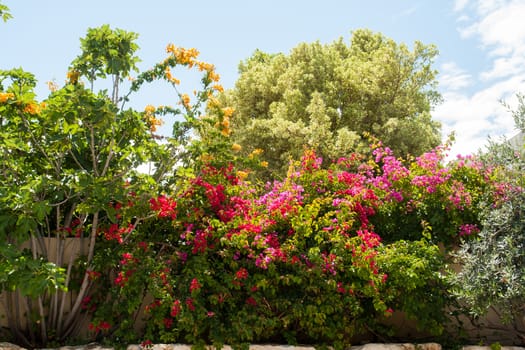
[2,21,525,348]
[450,108,525,339]
[0,24,224,346]
[224,29,442,179]
[84,144,501,348]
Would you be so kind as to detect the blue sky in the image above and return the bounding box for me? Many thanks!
[2,0,524,158]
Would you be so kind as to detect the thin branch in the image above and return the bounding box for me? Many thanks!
[19,111,61,175]
[30,235,48,344]
[89,125,99,177]
[57,239,78,335]
[67,148,88,172]
[62,211,99,331]
[101,138,115,177]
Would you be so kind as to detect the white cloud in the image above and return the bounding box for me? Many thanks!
[459,1,525,57]
[392,5,418,21]
[476,0,509,16]
[454,0,470,12]
[437,0,525,157]
[456,14,471,23]
[480,55,525,81]
[434,75,525,157]
[439,62,473,90]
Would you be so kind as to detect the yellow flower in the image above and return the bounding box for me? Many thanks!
[144,105,156,113]
[222,107,235,118]
[23,102,41,115]
[180,94,191,108]
[47,81,58,92]
[236,170,248,180]
[260,161,268,168]
[165,67,180,85]
[196,61,214,72]
[200,153,214,162]
[148,117,164,132]
[164,67,172,79]
[208,70,220,82]
[168,46,200,66]
[213,84,224,93]
[221,118,230,128]
[166,43,176,53]
[231,143,242,152]
[0,92,14,103]
[207,97,220,109]
[66,70,79,84]
[249,148,264,159]
[221,128,231,136]
[143,105,163,131]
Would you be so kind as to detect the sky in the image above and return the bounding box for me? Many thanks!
[2,0,525,158]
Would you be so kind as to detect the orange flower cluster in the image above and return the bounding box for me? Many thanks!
[166,44,199,66]
[47,80,58,92]
[236,170,248,180]
[165,44,222,88]
[222,107,234,118]
[180,93,191,108]
[143,104,163,132]
[0,92,14,103]
[23,102,43,115]
[164,67,180,85]
[66,70,80,84]
[249,149,264,159]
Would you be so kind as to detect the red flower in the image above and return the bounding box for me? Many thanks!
[86,270,101,281]
[246,297,257,306]
[120,252,134,265]
[235,268,248,280]
[170,300,181,317]
[141,340,153,349]
[138,241,148,251]
[163,317,173,328]
[150,195,177,219]
[89,320,111,333]
[114,271,128,286]
[186,298,195,311]
[189,278,201,292]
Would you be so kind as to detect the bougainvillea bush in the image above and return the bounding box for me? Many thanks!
[87,138,504,348]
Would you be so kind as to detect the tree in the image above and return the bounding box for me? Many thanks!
[0,24,220,346]
[224,29,442,179]
[450,96,525,343]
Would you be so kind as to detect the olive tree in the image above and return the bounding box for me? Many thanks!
[225,29,442,179]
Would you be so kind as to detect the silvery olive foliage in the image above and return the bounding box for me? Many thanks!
[451,97,525,335]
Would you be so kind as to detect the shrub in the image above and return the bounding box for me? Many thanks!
[93,144,499,347]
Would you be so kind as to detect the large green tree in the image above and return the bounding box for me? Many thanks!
[0,24,218,346]
[225,29,442,179]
